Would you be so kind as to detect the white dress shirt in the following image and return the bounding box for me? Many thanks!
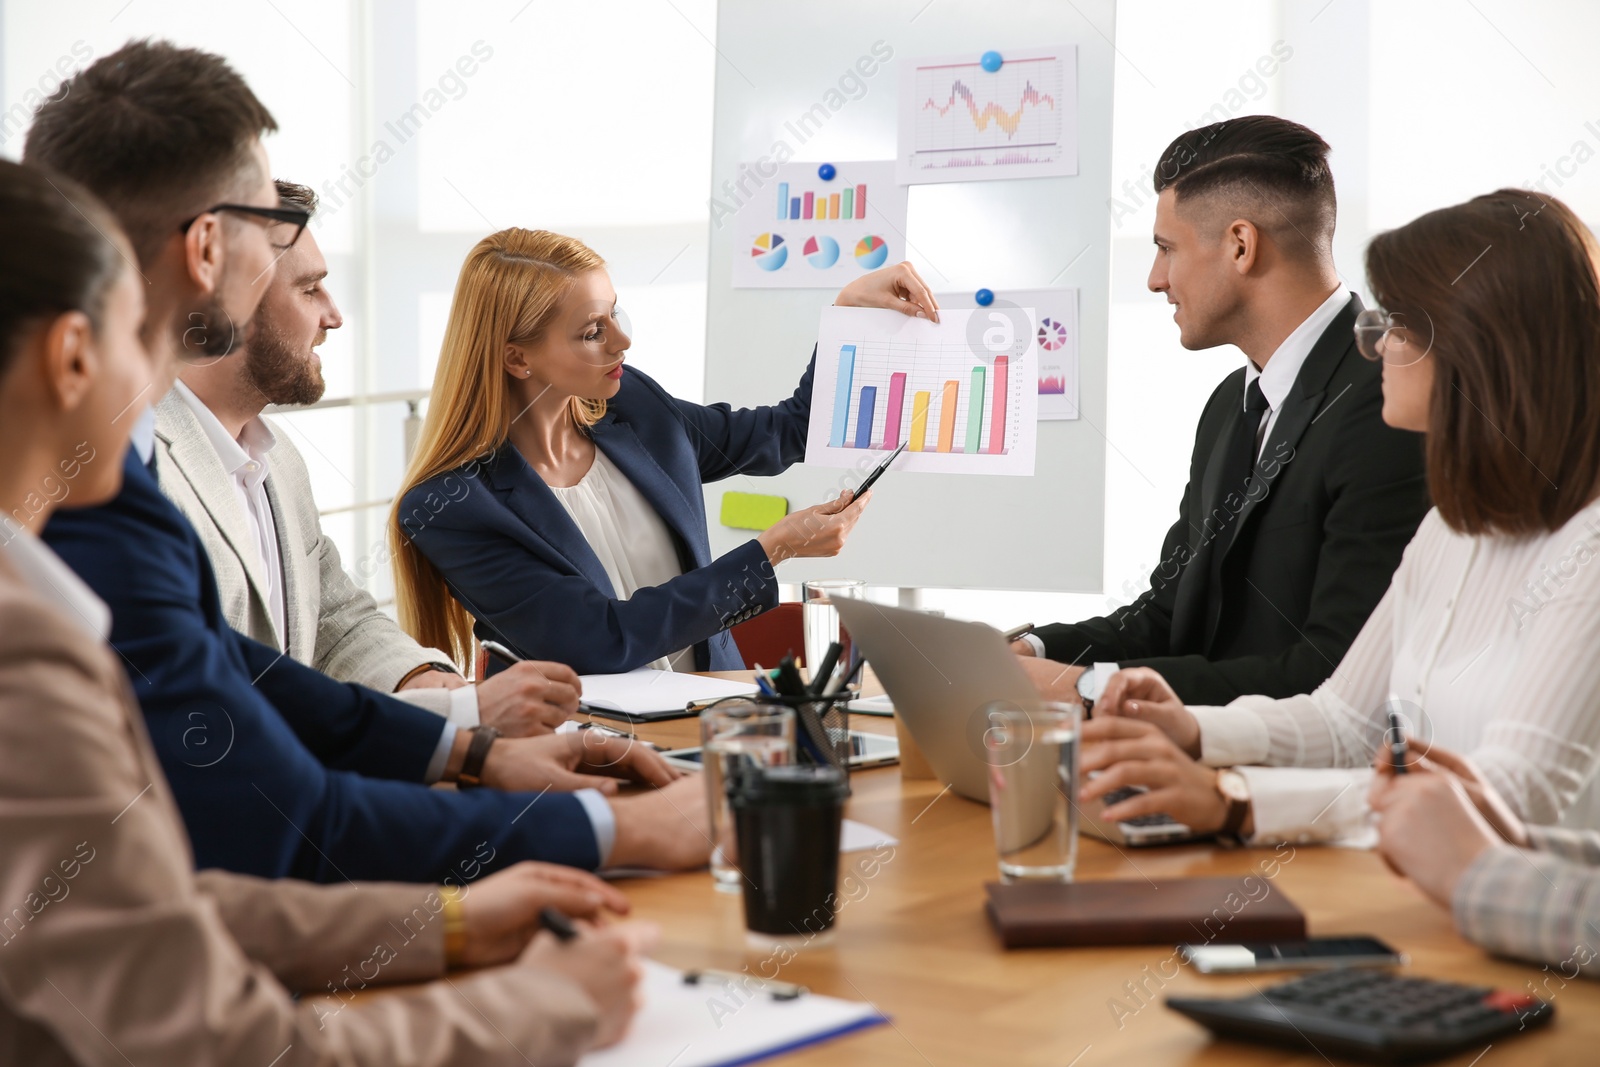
[549,448,694,672]
[173,382,287,640]
[1192,504,1600,846]
[1243,286,1349,459]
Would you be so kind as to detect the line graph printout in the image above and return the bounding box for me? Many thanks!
[805,307,1038,476]
[897,45,1078,184]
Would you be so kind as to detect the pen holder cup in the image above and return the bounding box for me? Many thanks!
[752,692,856,786]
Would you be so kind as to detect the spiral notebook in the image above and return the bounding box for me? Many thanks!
[577,960,886,1067]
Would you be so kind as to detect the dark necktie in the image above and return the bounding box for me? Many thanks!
[1204,379,1269,641]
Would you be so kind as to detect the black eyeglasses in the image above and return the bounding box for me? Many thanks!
[179,203,310,249]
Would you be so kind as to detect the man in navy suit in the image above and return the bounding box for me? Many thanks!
[29,40,707,884]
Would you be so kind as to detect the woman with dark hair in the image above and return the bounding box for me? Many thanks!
[0,157,652,1066]
[1068,189,1600,849]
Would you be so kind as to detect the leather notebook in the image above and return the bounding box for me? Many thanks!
[984,877,1306,949]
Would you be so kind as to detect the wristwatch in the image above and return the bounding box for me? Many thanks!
[1215,768,1252,839]
[1074,662,1118,714]
[456,725,501,790]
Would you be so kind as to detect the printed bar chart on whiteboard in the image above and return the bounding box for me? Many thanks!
[898,45,1078,184]
[805,307,1038,476]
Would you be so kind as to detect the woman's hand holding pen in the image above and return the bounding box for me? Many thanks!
[835,261,941,322]
[1370,739,1529,848]
[757,489,871,566]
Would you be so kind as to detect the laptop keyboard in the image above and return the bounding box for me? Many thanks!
[1101,786,1183,827]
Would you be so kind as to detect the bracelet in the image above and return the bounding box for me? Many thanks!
[395,662,458,691]
[456,725,500,789]
[440,884,468,968]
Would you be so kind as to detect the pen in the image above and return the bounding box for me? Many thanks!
[852,440,909,498]
[1001,623,1035,643]
[683,968,807,1000]
[539,906,579,942]
[481,640,522,667]
[1386,695,1408,775]
[751,664,778,698]
[809,640,843,697]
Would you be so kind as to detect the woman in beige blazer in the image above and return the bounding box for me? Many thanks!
[0,160,649,1065]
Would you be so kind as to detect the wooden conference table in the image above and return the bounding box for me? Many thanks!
[607,672,1600,1066]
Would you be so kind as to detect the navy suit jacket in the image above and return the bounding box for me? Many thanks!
[400,357,815,675]
[42,447,599,883]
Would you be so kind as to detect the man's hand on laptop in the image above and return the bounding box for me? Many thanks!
[1094,667,1201,758]
[1078,717,1244,835]
[475,660,583,736]
[1017,656,1085,704]
[482,730,681,794]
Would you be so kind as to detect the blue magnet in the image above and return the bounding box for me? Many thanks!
[818,163,837,182]
[980,50,1003,73]
[975,288,994,306]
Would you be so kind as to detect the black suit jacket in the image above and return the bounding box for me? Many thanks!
[1036,295,1428,705]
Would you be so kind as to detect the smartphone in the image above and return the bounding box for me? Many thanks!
[1180,937,1406,974]
[662,730,899,773]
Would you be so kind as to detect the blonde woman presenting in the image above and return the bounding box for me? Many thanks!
[393,229,936,674]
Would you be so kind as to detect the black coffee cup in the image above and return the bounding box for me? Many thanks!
[729,764,849,940]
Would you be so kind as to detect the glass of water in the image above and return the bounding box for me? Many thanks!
[701,699,795,893]
[982,701,1079,883]
[801,579,866,677]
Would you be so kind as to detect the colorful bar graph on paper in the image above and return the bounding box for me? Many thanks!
[777,182,788,220]
[829,193,841,219]
[789,197,801,219]
[803,191,814,219]
[965,367,986,454]
[787,183,869,222]
[882,372,907,448]
[988,356,1009,454]
[855,183,866,217]
[854,387,877,449]
[908,391,931,452]
[841,188,853,219]
[829,345,856,447]
[936,381,959,452]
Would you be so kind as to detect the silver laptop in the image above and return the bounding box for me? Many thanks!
[831,599,1208,847]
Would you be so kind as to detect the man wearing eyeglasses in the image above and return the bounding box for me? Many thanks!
[154,180,580,738]
[1015,115,1429,710]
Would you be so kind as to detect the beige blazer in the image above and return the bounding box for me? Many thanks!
[154,388,455,698]
[0,550,599,1065]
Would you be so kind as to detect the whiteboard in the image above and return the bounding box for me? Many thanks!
[701,0,1115,592]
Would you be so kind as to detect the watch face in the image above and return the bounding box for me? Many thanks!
[1218,771,1250,802]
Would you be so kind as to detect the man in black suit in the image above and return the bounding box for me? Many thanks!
[1016,116,1427,707]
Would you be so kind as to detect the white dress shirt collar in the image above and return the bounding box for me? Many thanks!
[171,380,277,484]
[131,405,157,465]
[1243,287,1350,413]
[0,519,112,639]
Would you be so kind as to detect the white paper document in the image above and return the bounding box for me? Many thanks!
[729,160,908,289]
[579,670,757,719]
[898,45,1079,184]
[805,306,1038,476]
[840,819,899,854]
[578,959,885,1067]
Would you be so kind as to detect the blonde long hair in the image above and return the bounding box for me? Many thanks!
[391,228,607,666]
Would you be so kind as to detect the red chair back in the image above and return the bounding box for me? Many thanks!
[729,602,805,669]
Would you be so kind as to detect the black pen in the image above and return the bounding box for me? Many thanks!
[853,440,909,497]
[1386,696,1408,775]
[539,906,579,942]
[810,640,843,697]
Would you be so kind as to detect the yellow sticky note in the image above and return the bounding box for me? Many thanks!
[720,491,788,531]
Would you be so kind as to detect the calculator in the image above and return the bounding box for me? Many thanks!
[1166,968,1554,1064]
